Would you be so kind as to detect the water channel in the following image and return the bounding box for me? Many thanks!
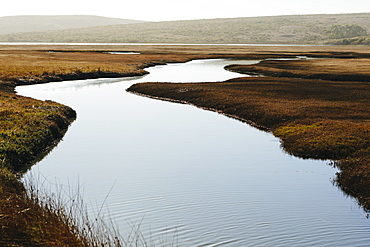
[17,59,370,246]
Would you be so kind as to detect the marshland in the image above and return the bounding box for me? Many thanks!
[0,44,370,246]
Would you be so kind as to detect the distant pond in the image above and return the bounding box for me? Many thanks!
[17,59,370,246]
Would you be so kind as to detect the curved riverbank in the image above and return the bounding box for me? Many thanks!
[225,57,370,82]
[127,56,370,210]
[0,92,78,245]
[0,48,243,245]
[20,56,364,246]
[224,58,370,211]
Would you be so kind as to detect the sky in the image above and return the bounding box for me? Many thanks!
[2,0,370,21]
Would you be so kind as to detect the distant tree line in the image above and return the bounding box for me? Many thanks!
[1,15,370,45]
[329,24,367,39]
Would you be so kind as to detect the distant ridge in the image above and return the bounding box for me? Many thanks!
[0,13,369,45]
[0,15,145,35]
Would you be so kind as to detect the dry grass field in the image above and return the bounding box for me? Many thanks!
[0,49,215,85]
[0,44,369,245]
[227,58,370,81]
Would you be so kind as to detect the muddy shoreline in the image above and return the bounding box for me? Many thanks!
[129,90,270,131]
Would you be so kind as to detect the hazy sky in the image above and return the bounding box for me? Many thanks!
[2,0,370,21]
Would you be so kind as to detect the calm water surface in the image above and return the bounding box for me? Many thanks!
[17,59,370,246]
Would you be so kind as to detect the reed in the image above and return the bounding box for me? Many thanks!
[23,172,178,247]
[22,172,124,246]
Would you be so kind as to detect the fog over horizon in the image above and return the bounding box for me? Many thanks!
[1,0,370,22]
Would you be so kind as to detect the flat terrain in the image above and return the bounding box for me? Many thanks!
[228,58,370,81]
[0,44,369,245]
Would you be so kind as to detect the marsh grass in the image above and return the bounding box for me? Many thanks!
[0,50,213,86]
[226,58,370,82]
[1,45,370,244]
[22,173,124,246]
[0,92,76,172]
[22,172,178,247]
[0,172,82,246]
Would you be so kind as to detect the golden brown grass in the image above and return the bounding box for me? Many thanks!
[0,91,78,245]
[0,50,218,85]
[128,75,369,138]
[0,174,82,246]
[227,58,370,82]
[0,92,76,171]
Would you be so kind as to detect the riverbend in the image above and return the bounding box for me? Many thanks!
[1,44,369,245]
[18,58,370,246]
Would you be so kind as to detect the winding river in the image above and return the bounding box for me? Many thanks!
[17,59,370,246]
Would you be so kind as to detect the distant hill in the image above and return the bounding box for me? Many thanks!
[0,13,369,45]
[0,15,144,35]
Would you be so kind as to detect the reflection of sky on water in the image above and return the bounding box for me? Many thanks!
[17,59,370,247]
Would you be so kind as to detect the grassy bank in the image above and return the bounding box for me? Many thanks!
[227,57,370,210]
[0,61,79,244]
[126,50,370,210]
[0,170,82,246]
[0,92,79,245]
[0,49,215,86]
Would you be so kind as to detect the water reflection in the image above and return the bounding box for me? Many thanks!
[17,59,370,246]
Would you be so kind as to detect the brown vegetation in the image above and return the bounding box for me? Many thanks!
[126,47,370,210]
[227,58,370,81]
[0,49,217,86]
[128,76,369,156]
[0,90,78,245]
[0,172,82,246]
